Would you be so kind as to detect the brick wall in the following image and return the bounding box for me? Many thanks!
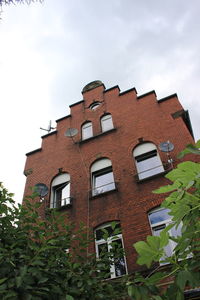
[23,81,196,273]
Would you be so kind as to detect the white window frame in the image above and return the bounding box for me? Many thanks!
[82,122,93,140]
[133,143,164,180]
[148,207,182,264]
[50,173,70,208]
[101,114,114,132]
[95,223,127,279]
[91,159,115,196]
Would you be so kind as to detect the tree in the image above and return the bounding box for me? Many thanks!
[128,140,200,300]
[1,141,200,300]
[0,184,127,300]
[0,0,41,5]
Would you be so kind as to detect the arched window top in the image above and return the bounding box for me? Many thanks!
[82,120,92,128]
[101,113,114,132]
[89,102,101,110]
[100,112,111,118]
[82,121,93,140]
[133,142,157,157]
[91,158,112,173]
[133,142,164,180]
[51,173,70,187]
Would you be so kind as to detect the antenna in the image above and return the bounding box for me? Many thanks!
[40,120,55,134]
[159,141,174,168]
[34,183,49,201]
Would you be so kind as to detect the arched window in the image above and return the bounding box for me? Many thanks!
[91,158,115,196]
[133,142,164,180]
[148,207,182,263]
[90,102,101,110]
[101,114,114,132]
[95,222,127,278]
[50,173,70,208]
[82,121,93,140]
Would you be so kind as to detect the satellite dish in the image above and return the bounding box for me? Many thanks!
[159,141,174,152]
[64,128,78,137]
[34,183,49,197]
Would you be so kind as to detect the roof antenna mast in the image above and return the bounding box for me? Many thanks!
[40,120,55,134]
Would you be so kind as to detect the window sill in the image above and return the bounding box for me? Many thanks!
[47,197,73,212]
[77,128,117,144]
[135,170,169,183]
[90,185,118,199]
[135,164,173,183]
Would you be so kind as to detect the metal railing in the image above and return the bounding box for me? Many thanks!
[92,182,116,196]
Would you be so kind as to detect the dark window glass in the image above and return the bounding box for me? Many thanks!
[96,223,121,240]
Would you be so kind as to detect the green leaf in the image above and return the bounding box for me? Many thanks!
[66,295,74,300]
[0,278,7,285]
[127,285,135,297]
[186,145,200,155]
[146,272,165,285]
[16,276,22,288]
[147,235,160,250]
[160,230,169,248]
[153,182,180,194]
[38,277,48,284]
[196,139,200,148]
[176,270,190,291]
[152,296,163,300]
[134,239,160,267]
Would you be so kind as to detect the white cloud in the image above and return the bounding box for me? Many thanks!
[0,0,199,203]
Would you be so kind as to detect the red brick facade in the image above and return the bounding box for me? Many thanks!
[23,81,196,274]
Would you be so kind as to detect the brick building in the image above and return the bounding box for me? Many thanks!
[23,80,195,278]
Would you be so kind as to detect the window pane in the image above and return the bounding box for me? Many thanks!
[54,183,70,208]
[136,156,164,179]
[149,208,171,225]
[101,115,114,132]
[61,183,70,206]
[94,171,115,194]
[171,223,182,238]
[111,239,126,277]
[82,123,93,140]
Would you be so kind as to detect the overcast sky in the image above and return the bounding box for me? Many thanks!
[0,0,199,203]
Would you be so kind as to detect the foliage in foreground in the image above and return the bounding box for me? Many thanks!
[0,0,41,5]
[1,140,200,300]
[128,140,200,300]
[0,187,127,300]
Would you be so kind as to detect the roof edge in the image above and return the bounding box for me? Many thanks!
[158,93,178,103]
[119,87,137,96]
[137,90,156,99]
[41,130,57,139]
[69,100,84,108]
[103,85,120,93]
[26,148,42,156]
[56,114,71,123]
